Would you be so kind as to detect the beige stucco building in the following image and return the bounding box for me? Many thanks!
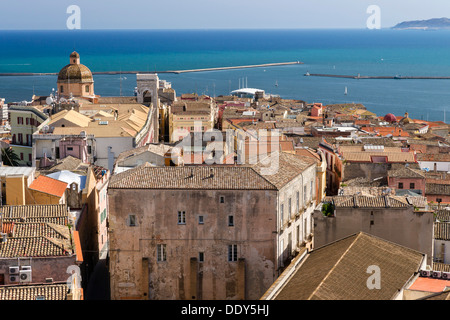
[107,151,317,300]
[57,52,96,101]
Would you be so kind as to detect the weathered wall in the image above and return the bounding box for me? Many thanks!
[313,207,434,264]
[108,188,278,300]
[434,240,450,265]
[0,256,78,285]
[342,163,389,182]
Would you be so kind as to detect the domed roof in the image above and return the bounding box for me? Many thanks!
[57,52,93,83]
[58,64,93,83]
[383,113,397,122]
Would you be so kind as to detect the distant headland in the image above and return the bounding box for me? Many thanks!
[392,17,450,30]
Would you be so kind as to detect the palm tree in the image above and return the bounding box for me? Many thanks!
[1,147,21,166]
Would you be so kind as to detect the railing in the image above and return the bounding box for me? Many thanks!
[10,142,32,147]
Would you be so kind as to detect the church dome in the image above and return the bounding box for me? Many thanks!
[57,52,93,83]
[383,113,397,123]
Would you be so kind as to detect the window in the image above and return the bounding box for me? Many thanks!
[20,153,23,160]
[198,215,204,224]
[199,252,204,262]
[280,204,284,226]
[228,244,237,262]
[288,198,292,219]
[60,86,64,93]
[28,154,32,162]
[296,191,299,212]
[220,196,225,203]
[304,218,307,239]
[67,147,73,151]
[87,146,92,154]
[228,215,234,226]
[157,244,167,262]
[85,85,90,93]
[398,182,404,189]
[18,133,23,144]
[17,117,23,125]
[178,211,186,224]
[303,185,307,204]
[127,214,136,227]
[26,118,29,125]
[410,183,415,189]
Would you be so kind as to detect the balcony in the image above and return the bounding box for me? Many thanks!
[10,142,32,147]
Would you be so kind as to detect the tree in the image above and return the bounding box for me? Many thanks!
[1,147,21,166]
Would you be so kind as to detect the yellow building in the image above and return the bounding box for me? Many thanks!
[0,167,36,205]
[28,175,67,205]
[168,97,217,143]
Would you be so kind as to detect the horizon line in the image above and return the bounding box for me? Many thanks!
[0,27,400,32]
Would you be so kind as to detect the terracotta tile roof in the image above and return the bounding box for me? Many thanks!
[109,151,316,191]
[388,166,425,179]
[361,126,410,137]
[435,222,450,241]
[0,282,71,300]
[271,232,424,300]
[1,204,69,225]
[48,109,92,127]
[12,222,70,240]
[251,152,317,189]
[330,195,411,208]
[0,236,71,258]
[339,145,416,163]
[417,153,450,162]
[28,176,68,198]
[109,165,277,190]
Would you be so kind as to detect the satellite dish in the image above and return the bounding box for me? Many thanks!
[46,97,54,105]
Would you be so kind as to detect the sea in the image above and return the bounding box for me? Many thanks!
[1,28,450,122]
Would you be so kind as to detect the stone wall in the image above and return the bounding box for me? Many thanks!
[108,188,278,300]
[313,206,434,264]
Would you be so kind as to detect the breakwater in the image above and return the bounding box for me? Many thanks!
[0,61,303,77]
[304,73,450,79]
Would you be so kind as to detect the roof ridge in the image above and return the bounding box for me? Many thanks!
[306,232,363,300]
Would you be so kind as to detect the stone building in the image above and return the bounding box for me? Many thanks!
[313,195,434,265]
[107,151,317,300]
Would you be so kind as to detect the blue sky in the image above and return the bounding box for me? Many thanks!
[1,0,450,30]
